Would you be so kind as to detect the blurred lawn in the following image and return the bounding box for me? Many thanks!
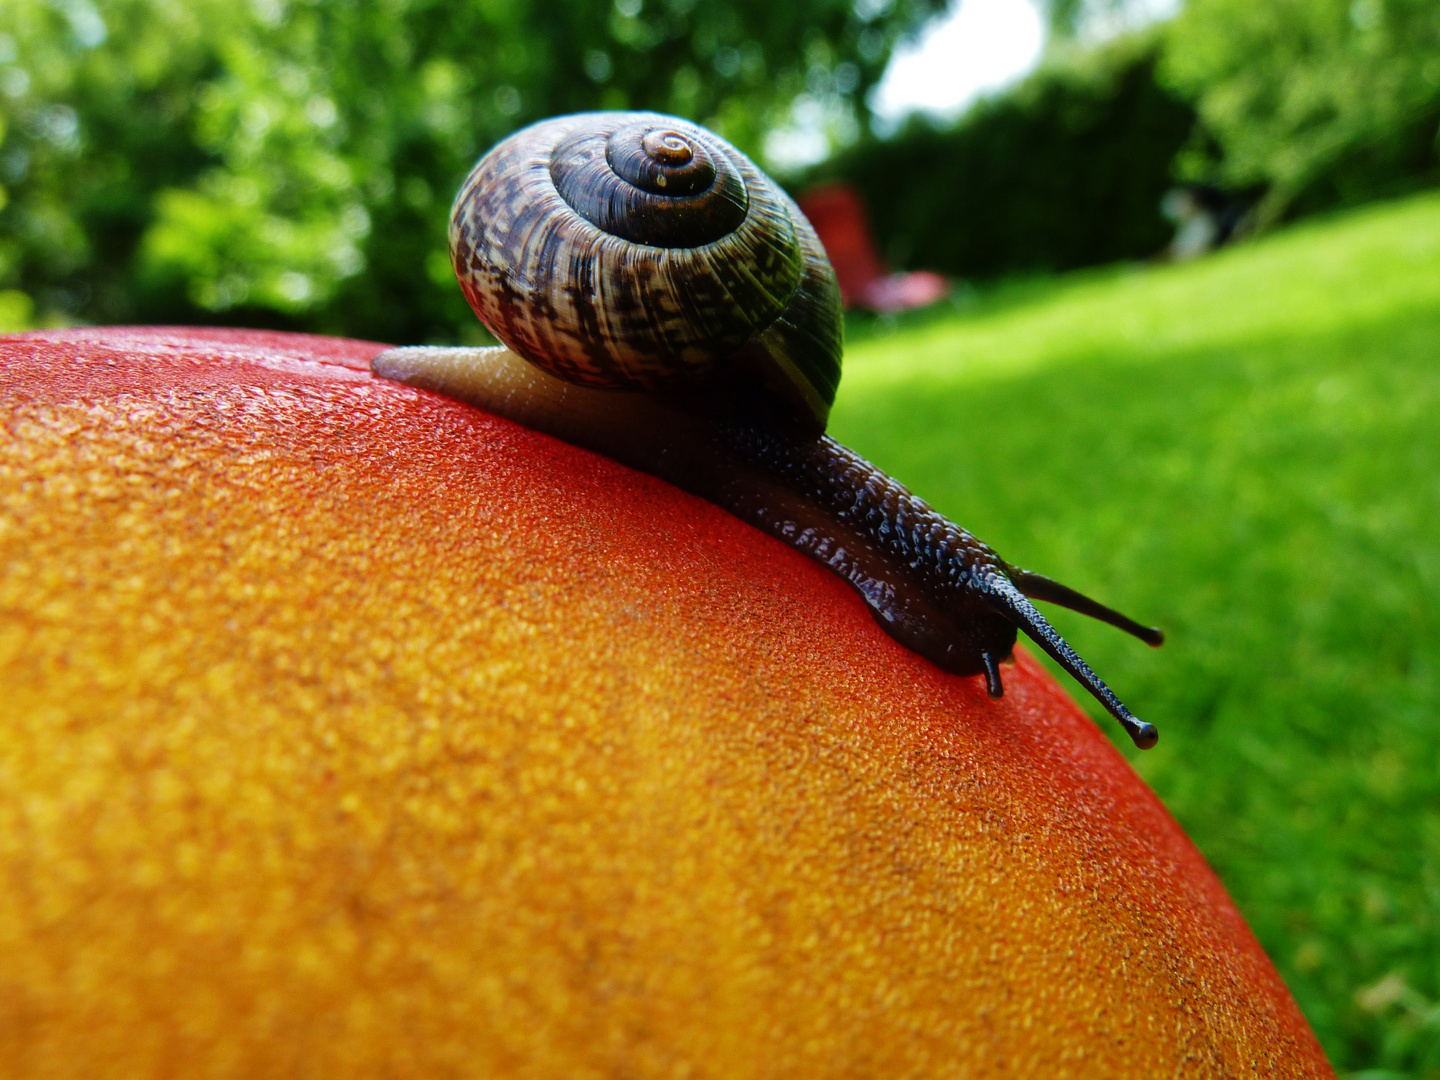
[829,191,1440,1078]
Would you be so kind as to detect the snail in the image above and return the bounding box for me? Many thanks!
[371,111,1164,748]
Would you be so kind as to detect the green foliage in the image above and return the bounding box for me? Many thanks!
[832,191,1440,1076]
[807,0,1440,277]
[805,31,1195,278]
[1162,0,1440,222]
[1031,0,1142,38]
[5,1,1439,339]
[0,0,216,326]
[0,0,942,340]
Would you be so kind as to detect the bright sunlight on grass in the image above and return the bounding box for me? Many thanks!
[829,192,1440,1077]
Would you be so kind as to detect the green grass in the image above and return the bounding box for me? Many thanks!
[828,191,1440,1077]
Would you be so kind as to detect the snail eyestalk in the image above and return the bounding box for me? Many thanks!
[980,572,1159,749]
[1009,569,1164,647]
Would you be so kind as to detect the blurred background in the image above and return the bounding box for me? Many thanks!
[1,0,1438,1074]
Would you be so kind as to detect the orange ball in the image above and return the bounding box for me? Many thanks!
[0,328,1331,1077]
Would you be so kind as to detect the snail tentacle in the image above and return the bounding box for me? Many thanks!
[1009,569,1164,647]
[979,651,1005,699]
[371,344,1160,748]
[977,574,1159,749]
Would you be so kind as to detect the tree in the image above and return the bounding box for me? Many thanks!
[0,0,943,340]
[1161,0,1440,223]
[806,29,1195,280]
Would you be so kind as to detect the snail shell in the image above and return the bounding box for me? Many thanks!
[448,112,843,435]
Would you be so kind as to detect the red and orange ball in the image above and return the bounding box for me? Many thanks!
[0,328,1331,1077]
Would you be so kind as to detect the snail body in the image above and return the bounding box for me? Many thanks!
[373,112,1163,748]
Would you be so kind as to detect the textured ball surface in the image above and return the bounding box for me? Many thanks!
[0,329,1331,1078]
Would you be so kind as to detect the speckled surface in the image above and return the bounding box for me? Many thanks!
[0,328,1331,1078]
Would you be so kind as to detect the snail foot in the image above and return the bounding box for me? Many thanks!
[371,345,512,400]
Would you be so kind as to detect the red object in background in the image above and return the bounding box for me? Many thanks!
[799,183,950,314]
[797,184,886,305]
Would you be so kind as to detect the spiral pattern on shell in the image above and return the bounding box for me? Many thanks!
[449,112,844,433]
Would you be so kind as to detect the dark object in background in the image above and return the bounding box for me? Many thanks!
[1161,184,1253,261]
[799,183,950,313]
[803,34,1197,282]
